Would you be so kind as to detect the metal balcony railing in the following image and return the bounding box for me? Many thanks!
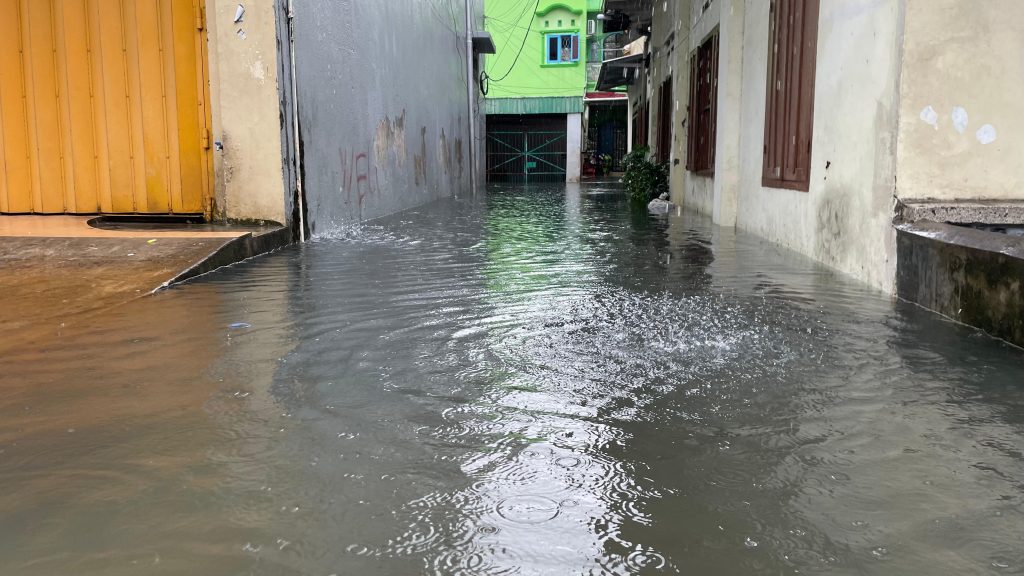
[588,32,629,64]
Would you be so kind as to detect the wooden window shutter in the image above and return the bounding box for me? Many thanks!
[686,33,719,174]
[658,77,673,164]
[686,53,698,171]
[708,33,719,171]
[762,0,819,191]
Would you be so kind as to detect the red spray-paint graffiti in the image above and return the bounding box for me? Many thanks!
[339,148,381,209]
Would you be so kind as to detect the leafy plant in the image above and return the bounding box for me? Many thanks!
[622,147,669,204]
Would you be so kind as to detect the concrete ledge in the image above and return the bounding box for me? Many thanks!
[0,221,292,346]
[897,221,1024,346]
[161,226,292,289]
[897,199,1024,225]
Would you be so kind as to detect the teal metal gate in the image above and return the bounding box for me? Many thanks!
[486,118,567,183]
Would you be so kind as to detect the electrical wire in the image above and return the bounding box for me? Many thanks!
[445,0,467,89]
[488,0,534,24]
[487,0,536,64]
[482,0,542,84]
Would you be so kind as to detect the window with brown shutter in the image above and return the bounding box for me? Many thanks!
[762,0,819,191]
[657,76,673,164]
[686,33,718,175]
[633,101,649,149]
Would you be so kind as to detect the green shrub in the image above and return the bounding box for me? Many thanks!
[622,147,669,204]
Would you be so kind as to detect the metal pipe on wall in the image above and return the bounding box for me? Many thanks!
[288,0,306,241]
[464,0,477,194]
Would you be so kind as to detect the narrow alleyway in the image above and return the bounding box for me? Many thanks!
[1,183,1022,575]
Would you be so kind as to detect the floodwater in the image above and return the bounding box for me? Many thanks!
[2,183,1023,575]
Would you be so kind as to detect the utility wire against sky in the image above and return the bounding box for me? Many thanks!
[482,0,542,86]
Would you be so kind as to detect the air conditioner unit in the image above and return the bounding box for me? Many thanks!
[587,19,596,35]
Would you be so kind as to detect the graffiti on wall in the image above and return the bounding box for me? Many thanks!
[338,148,382,210]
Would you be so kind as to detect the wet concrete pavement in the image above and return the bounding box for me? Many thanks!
[0,236,234,338]
[0,216,289,342]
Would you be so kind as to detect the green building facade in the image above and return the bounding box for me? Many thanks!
[483,0,605,182]
[484,0,604,114]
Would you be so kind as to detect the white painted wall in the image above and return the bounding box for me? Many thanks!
[679,0,718,215]
[896,0,1024,202]
[734,0,904,292]
[667,0,1022,293]
[674,0,904,292]
[566,113,583,182]
[711,0,744,225]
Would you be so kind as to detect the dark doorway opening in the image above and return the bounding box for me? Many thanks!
[586,102,628,175]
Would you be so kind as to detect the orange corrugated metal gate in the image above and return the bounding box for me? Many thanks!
[0,0,212,215]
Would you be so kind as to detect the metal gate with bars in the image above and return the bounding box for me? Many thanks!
[485,115,567,183]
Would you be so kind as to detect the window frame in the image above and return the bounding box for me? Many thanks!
[686,32,719,175]
[762,0,820,192]
[657,76,674,165]
[632,100,649,149]
[544,33,581,65]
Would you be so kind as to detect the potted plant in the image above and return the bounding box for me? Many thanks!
[622,147,669,204]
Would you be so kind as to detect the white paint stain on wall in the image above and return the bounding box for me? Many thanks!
[249,60,266,84]
[976,124,997,145]
[951,106,969,134]
[919,105,938,129]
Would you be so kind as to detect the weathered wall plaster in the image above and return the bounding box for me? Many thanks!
[566,113,583,182]
[207,0,291,225]
[896,0,1024,202]
[678,0,718,214]
[667,0,1022,293]
[291,0,483,234]
[898,222,1024,347]
[732,0,904,292]
[641,0,684,201]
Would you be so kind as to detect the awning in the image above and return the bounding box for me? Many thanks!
[595,52,642,91]
[472,32,496,54]
[584,91,628,102]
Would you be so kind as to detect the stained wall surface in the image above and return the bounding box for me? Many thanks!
[895,0,1024,202]
[291,0,484,233]
[207,0,292,225]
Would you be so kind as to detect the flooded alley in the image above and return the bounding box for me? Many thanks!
[1,183,1023,575]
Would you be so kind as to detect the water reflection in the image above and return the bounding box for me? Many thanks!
[0,183,1022,575]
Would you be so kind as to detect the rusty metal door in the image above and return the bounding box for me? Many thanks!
[0,0,213,215]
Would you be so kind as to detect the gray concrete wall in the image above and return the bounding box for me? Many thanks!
[291,0,483,235]
[898,223,1024,347]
